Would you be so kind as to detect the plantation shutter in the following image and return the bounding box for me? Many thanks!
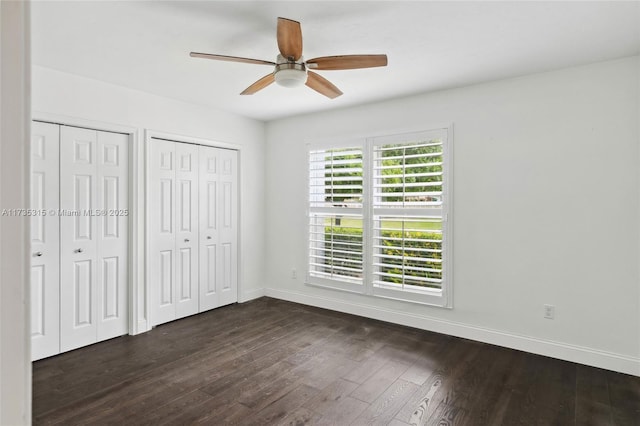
[370,130,448,301]
[308,145,364,290]
[307,127,451,307]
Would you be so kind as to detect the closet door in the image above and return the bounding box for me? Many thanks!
[60,126,129,351]
[175,143,199,319]
[30,122,60,361]
[150,140,237,325]
[199,146,238,311]
[217,149,238,306]
[198,146,219,311]
[60,126,99,352]
[96,131,128,341]
[149,139,177,325]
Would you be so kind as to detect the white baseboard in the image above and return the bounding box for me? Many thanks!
[129,288,265,336]
[130,319,149,335]
[240,287,266,303]
[265,287,640,376]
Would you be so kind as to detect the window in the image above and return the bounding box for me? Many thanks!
[309,145,364,292]
[308,128,452,307]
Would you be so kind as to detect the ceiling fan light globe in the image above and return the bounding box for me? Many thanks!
[274,68,307,88]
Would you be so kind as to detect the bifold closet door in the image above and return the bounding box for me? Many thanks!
[149,139,177,326]
[150,141,238,326]
[199,146,238,311]
[217,148,238,306]
[96,130,129,341]
[149,139,200,325]
[175,143,199,319]
[59,126,128,352]
[30,122,60,361]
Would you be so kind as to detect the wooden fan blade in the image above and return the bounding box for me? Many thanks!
[240,73,275,95]
[307,54,388,70]
[277,17,303,61]
[190,52,275,66]
[305,71,342,99]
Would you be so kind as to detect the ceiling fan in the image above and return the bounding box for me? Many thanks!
[190,17,388,99]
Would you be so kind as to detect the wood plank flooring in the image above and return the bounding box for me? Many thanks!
[33,297,640,425]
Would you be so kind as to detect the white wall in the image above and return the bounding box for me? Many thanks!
[32,65,267,333]
[0,1,31,424]
[265,56,640,375]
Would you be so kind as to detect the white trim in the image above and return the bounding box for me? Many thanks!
[0,1,31,423]
[144,130,243,329]
[305,122,453,149]
[265,287,640,376]
[442,124,453,308]
[305,278,364,294]
[363,139,373,296]
[370,128,448,146]
[142,132,152,332]
[373,285,445,307]
[239,287,266,303]
[145,129,242,151]
[130,128,146,335]
[33,111,138,136]
[306,137,365,151]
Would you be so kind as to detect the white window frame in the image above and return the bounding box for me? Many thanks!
[306,126,453,308]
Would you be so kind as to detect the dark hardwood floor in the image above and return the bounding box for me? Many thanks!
[33,297,640,425]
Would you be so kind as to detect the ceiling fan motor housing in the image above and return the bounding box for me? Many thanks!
[274,54,307,87]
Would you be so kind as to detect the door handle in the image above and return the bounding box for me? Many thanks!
[75,248,83,253]
[206,236,212,240]
[34,251,43,257]
[184,238,190,242]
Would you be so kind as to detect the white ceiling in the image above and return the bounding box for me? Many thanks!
[32,1,640,121]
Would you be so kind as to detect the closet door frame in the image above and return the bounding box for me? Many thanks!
[32,113,141,336]
[144,130,242,332]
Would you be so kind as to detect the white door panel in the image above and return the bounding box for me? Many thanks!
[149,139,177,325]
[60,126,99,352]
[198,146,219,311]
[218,149,238,307]
[30,121,60,361]
[199,146,238,310]
[175,143,199,319]
[96,131,128,340]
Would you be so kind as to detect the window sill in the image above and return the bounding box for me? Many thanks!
[304,279,452,309]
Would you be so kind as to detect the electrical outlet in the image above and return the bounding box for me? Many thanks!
[291,268,297,279]
[544,304,555,319]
